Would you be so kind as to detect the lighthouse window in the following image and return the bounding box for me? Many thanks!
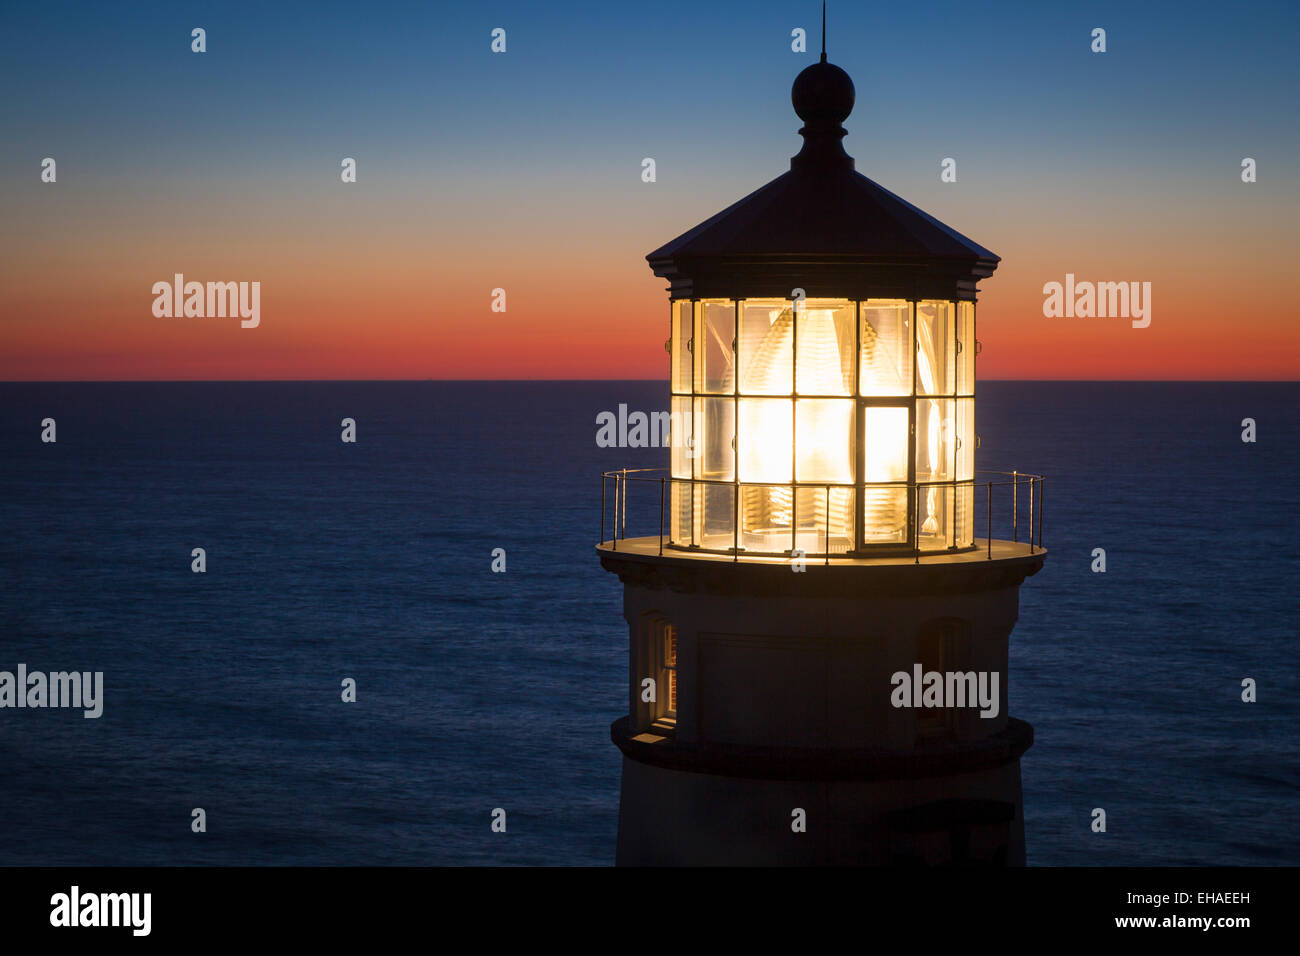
[861,404,909,545]
[956,301,975,396]
[795,299,855,395]
[738,299,794,395]
[699,483,735,549]
[956,399,974,481]
[670,480,693,548]
[862,404,909,483]
[696,299,736,395]
[860,300,912,396]
[862,486,908,544]
[737,400,793,483]
[638,617,679,730]
[916,398,955,482]
[670,395,693,480]
[662,626,677,716]
[698,397,735,481]
[739,483,793,553]
[672,299,693,395]
[795,485,855,554]
[795,399,855,482]
[915,620,969,739]
[915,301,954,397]
[916,484,954,551]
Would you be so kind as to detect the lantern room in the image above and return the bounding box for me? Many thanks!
[667,295,975,555]
[648,55,998,558]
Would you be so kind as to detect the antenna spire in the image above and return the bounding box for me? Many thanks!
[820,2,827,62]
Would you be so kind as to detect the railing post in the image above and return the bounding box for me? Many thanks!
[791,482,798,557]
[1012,470,1018,544]
[1038,478,1044,550]
[733,482,739,562]
[824,484,830,566]
[659,477,665,556]
[1028,475,1035,552]
[601,475,606,545]
[986,481,992,559]
[620,469,627,541]
[914,484,920,565]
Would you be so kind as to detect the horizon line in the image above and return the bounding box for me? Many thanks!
[1,378,1297,385]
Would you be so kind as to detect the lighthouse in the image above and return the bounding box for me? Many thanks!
[598,48,1045,865]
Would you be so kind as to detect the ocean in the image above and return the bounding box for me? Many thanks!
[0,381,1296,865]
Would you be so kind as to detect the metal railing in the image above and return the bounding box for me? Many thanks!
[601,469,1043,562]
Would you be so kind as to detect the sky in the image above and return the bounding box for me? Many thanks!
[1,0,1297,380]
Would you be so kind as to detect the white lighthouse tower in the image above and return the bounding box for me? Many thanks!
[597,51,1045,866]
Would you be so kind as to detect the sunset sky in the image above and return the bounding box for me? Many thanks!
[2,0,1297,380]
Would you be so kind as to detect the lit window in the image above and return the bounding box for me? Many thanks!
[663,625,677,718]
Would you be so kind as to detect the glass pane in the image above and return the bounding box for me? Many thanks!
[916,398,955,482]
[795,486,854,555]
[795,398,853,482]
[916,301,954,396]
[862,486,908,544]
[956,301,975,396]
[860,299,912,396]
[698,482,735,551]
[672,300,693,394]
[670,480,694,546]
[738,299,794,395]
[863,405,909,483]
[917,483,955,550]
[737,399,792,483]
[954,481,974,549]
[696,299,735,394]
[955,398,974,481]
[739,484,793,553]
[670,396,694,479]
[796,299,854,395]
[699,397,734,481]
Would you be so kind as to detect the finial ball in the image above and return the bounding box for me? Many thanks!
[791,61,855,125]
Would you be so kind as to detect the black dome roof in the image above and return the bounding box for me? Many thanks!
[647,60,998,302]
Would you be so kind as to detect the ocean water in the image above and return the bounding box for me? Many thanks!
[0,381,1295,866]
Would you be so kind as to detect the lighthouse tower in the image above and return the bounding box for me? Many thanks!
[597,53,1045,865]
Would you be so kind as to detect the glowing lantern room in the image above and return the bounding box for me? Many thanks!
[648,55,996,557]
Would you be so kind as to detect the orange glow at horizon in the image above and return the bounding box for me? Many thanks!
[2,177,1297,382]
[6,267,1296,380]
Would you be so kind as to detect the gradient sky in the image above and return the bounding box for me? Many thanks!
[2,0,1297,380]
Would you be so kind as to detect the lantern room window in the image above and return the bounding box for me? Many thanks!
[669,297,977,556]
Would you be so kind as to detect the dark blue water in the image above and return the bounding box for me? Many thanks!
[0,382,1295,865]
